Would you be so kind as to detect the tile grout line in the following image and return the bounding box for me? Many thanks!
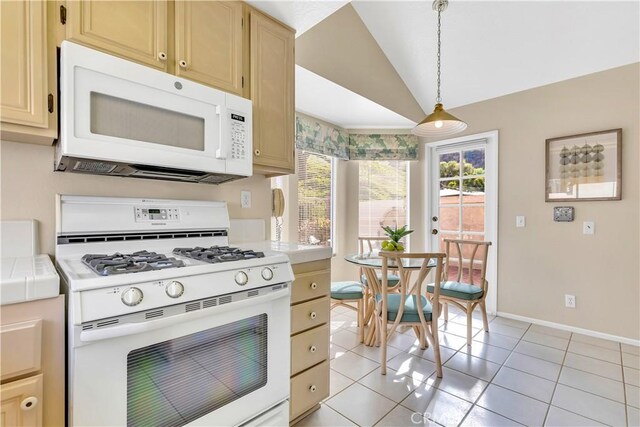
[620,342,629,427]
[541,328,572,426]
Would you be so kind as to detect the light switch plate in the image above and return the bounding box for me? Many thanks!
[583,221,595,235]
[516,216,526,228]
[554,206,574,222]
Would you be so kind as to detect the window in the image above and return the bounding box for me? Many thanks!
[297,150,334,246]
[359,161,409,246]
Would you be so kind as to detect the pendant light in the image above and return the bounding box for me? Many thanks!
[412,0,467,138]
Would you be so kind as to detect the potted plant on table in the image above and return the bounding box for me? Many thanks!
[381,225,413,252]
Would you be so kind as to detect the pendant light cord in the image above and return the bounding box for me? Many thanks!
[436,4,442,104]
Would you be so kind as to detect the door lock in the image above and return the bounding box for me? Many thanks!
[432,216,438,222]
[432,229,439,235]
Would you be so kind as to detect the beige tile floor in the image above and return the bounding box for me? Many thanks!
[297,304,640,427]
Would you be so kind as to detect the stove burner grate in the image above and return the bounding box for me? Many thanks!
[82,251,186,276]
[173,246,265,264]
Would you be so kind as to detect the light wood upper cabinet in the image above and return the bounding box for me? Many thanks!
[0,1,48,129]
[250,10,295,174]
[64,0,168,71]
[175,1,243,95]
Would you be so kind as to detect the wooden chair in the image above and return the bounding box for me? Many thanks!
[330,281,365,343]
[374,252,446,377]
[427,239,492,346]
[358,236,402,287]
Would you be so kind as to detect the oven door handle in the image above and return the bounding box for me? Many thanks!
[79,288,289,342]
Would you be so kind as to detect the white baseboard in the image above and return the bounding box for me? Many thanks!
[497,311,640,347]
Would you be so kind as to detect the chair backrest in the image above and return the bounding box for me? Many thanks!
[358,236,387,255]
[442,239,492,291]
[379,252,446,327]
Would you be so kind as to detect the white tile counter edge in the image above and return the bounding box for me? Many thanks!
[238,241,332,265]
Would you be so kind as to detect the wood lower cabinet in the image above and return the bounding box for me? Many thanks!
[0,0,56,145]
[249,9,295,175]
[175,1,243,95]
[289,259,331,424]
[64,0,168,71]
[0,296,65,427]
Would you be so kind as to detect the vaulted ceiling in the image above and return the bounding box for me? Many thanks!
[248,1,640,129]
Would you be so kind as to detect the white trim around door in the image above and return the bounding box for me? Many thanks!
[424,130,499,315]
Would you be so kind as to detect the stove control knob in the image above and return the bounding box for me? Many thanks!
[165,281,184,298]
[121,287,143,306]
[235,271,249,286]
[261,267,274,281]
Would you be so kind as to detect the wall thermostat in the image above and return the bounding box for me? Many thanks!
[553,206,574,222]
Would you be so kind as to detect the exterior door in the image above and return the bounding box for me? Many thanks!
[428,131,498,314]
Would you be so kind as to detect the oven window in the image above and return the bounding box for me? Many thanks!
[127,314,267,427]
[90,92,205,151]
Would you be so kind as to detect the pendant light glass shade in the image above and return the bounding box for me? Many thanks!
[412,103,467,137]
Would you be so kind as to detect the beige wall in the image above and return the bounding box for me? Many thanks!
[446,63,639,340]
[0,140,272,255]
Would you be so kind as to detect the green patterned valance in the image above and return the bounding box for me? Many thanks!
[348,134,419,160]
[296,115,349,160]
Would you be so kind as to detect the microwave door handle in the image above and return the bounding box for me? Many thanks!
[79,288,288,342]
[216,105,228,159]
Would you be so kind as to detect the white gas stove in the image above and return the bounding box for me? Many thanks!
[56,195,292,427]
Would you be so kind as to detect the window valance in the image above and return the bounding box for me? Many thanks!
[295,114,419,161]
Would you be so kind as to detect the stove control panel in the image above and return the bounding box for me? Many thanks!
[134,207,180,222]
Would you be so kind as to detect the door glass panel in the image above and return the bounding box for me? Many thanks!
[91,92,205,151]
[462,205,484,232]
[462,178,485,203]
[439,152,460,178]
[439,207,460,232]
[463,149,485,175]
[127,314,267,427]
[440,180,460,205]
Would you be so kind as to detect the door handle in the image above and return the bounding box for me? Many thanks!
[432,229,439,235]
[432,216,438,222]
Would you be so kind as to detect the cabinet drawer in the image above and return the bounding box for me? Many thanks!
[291,270,330,304]
[290,360,329,421]
[0,319,42,381]
[291,297,329,335]
[290,324,329,376]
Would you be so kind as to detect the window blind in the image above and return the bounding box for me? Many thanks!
[297,150,333,246]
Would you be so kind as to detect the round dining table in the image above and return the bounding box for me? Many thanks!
[344,252,438,346]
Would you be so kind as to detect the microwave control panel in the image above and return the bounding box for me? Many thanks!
[230,113,247,161]
[134,207,180,222]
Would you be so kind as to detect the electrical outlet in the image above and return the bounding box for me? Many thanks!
[240,191,251,209]
[583,221,595,235]
[516,216,526,228]
[565,294,576,308]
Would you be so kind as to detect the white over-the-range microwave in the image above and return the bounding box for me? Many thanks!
[55,41,252,185]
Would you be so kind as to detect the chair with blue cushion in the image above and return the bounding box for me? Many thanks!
[427,239,492,346]
[358,236,403,289]
[330,281,365,343]
[374,251,446,377]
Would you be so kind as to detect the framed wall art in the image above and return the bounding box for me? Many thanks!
[545,129,622,201]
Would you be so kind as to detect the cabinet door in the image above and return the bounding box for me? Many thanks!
[175,1,243,95]
[65,0,168,70]
[250,11,295,174]
[0,0,48,129]
[0,374,43,427]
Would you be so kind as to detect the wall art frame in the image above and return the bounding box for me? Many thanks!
[545,128,622,202]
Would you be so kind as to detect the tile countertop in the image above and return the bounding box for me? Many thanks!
[238,241,332,265]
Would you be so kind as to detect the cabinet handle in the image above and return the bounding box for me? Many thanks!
[309,385,317,393]
[309,311,317,320]
[158,52,167,61]
[309,345,317,353]
[254,149,261,156]
[20,396,38,411]
[179,60,188,69]
[310,282,318,290]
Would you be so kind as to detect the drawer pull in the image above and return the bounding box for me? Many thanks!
[179,60,188,68]
[309,311,317,320]
[158,52,167,60]
[310,282,318,290]
[309,385,317,393]
[20,396,38,411]
[309,345,317,353]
